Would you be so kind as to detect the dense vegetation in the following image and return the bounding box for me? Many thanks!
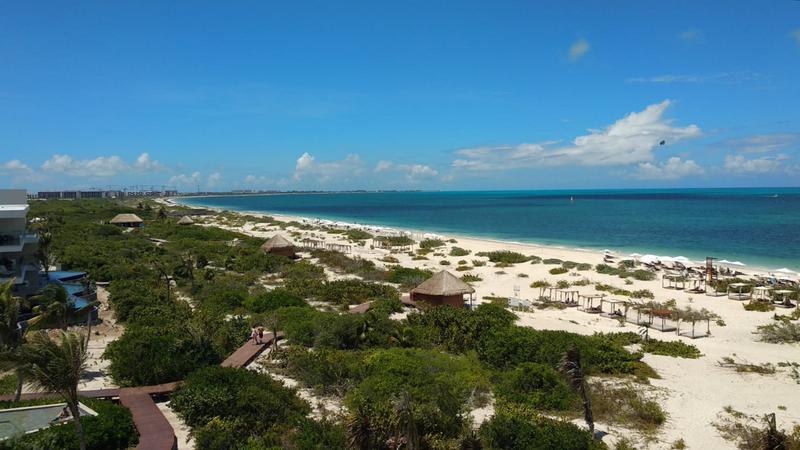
[26,199,666,448]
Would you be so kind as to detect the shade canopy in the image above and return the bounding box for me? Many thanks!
[177,216,194,225]
[261,234,293,250]
[774,268,796,274]
[109,213,143,224]
[411,270,475,297]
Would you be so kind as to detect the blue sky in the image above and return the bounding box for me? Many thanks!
[1,1,799,191]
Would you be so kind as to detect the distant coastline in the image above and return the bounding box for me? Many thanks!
[170,188,800,274]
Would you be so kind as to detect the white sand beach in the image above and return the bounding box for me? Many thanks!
[185,203,800,450]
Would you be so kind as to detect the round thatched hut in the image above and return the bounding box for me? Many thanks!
[261,234,296,258]
[410,270,475,308]
[177,216,194,225]
[109,213,143,228]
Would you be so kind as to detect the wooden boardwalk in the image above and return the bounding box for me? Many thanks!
[120,389,177,450]
[221,332,281,368]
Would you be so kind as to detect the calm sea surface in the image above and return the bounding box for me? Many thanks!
[177,189,800,270]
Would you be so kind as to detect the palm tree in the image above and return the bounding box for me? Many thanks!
[157,206,167,220]
[23,330,89,450]
[36,231,53,276]
[0,282,28,401]
[392,390,419,450]
[346,405,374,450]
[559,346,594,436]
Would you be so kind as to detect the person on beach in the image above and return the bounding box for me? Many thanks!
[257,327,264,343]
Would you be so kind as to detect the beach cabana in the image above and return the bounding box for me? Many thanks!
[579,294,605,314]
[109,213,143,228]
[556,289,579,307]
[662,273,686,290]
[686,276,706,293]
[177,215,194,225]
[727,283,752,301]
[626,302,653,326]
[752,286,773,302]
[773,290,797,309]
[599,298,626,320]
[261,234,296,258]
[410,270,475,308]
[649,308,677,332]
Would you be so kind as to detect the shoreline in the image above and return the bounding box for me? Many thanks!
[166,196,787,278]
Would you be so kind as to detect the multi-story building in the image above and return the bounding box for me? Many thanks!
[0,189,41,296]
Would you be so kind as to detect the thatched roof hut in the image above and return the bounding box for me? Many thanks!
[411,270,475,308]
[177,216,194,225]
[109,213,143,227]
[261,234,296,258]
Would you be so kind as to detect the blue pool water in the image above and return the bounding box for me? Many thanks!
[177,189,800,271]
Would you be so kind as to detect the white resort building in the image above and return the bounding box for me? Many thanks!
[0,189,41,296]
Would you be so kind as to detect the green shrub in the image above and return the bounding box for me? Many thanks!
[475,251,530,264]
[282,346,366,395]
[576,263,592,271]
[530,280,550,288]
[461,274,482,283]
[556,280,570,289]
[494,363,577,411]
[440,260,451,265]
[244,288,307,313]
[449,247,470,256]
[420,238,446,249]
[744,302,775,312]
[104,324,220,386]
[542,258,563,265]
[315,279,399,306]
[171,366,310,435]
[472,259,487,267]
[632,269,656,281]
[549,267,568,275]
[375,235,415,247]
[344,348,490,445]
[640,340,702,359]
[477,326,643,375]
[480,412,603,450]
[562,261,578,269]
[386,266,432,289]
[756,321,800,344]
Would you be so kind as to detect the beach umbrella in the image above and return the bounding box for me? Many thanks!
[640,254,660,264]
[774,268,796,275]
[603,249,615,254]
[629,253,642,258]
[673,256,694,265]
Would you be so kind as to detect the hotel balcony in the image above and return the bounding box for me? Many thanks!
[0,233,38,253]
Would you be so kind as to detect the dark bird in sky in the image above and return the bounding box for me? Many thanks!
[659,140,666,145]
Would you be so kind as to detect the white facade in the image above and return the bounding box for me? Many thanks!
[0,189,40,295]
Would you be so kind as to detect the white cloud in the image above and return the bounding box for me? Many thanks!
[373,160,438,181]
[41,152,166,177]
[721,133,800,153]
[724,154,787,174]
[169,171,202,187]
[677,29,701,41]
[626,71,764,84]
[243,174,274,186]
[0,160,33,174]
[293,152,365,182]
[568,38,590,62]
[374,160,393,172]
[206,172,222,187]
[633,157,705,180]
[452,100,700,171]
[133,153,166,172]
[792,29,800,47]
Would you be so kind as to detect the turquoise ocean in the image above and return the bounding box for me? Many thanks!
[176,188,800,271]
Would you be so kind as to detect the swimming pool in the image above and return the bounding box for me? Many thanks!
[0,402,97,440]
